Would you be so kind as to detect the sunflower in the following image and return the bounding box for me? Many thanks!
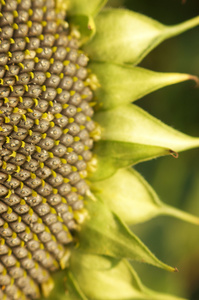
[0,0,198,299]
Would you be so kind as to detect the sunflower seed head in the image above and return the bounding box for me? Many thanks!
[0,0,94,299]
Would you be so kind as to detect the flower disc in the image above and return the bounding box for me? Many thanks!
[0,0,94,299]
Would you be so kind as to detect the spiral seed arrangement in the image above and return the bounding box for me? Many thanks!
[0,0,94,299]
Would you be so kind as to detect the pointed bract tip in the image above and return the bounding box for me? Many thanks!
[174,267,179,273]
[187,74,199,87]
[169,150,179,159]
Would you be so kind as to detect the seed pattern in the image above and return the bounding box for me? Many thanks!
[0,0,94,299]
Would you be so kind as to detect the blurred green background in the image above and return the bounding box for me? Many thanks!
[106,1,199,299]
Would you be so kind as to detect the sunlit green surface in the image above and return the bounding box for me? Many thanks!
[105,1,199,299]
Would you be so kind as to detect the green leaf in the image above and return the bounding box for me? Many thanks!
[69,15,96,44]
[68,0,107,17]
[64,272,88,300]
[70,253,185,300]
[89,140,170,181]
[78,199,176,272]
[41,270,88,300]
[92,168,199,225]
[90,62,197,110]
[83,9,199,65]
[94,104,199,152]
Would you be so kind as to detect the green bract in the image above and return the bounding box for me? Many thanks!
[47,0,199,299]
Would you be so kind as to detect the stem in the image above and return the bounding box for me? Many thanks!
[160,204,199,225]
[165,16,199,38]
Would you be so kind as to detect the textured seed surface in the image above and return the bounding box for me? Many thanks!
[0,0,94,299]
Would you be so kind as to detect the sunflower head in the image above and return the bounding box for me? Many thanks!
[0,0,199,300]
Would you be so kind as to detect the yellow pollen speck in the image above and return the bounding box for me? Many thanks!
[2,162,7,170]
[45,226,50,233]
[34,57,39,63]
[54,140,60,145]
[39,34,44,40]
[39,162,44,168]
[25,227,30,234]
[28,8,33,16]
[62,104,69,109]
[53,189,58,194]
[70,90,75,96]
[56,88,62,94]
[22,114,27,121]
[13,125,18,132]
[4,116,10,123]
[73,76,78,82]
[13,10,18,17]
[10,38,15,44]
[57,216,63,222]
[31,173,36,179]
[27,20,32,27]
[7,207,12,214]
[26,156,31,162]
[18,62,24,69]
[5,189,12,198]
[0,239,5,246]
[46,72,51,78]
[36,146,41,153]
[13,107,19,113]
[61,197,66,203]
[61,158,67,164]
[24,49,30,55]
[55,113,62,118]
[20,199,25,205]
[12,232,17,239]
[51,207,56,214]
[13,23,18,30]
[42,21,47,26]
[63,60,70,66]
[69,118,74,123]
[7,175,11,182]
[63,178,69,183]
[51,170,57,177]
[32,190,37,197]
